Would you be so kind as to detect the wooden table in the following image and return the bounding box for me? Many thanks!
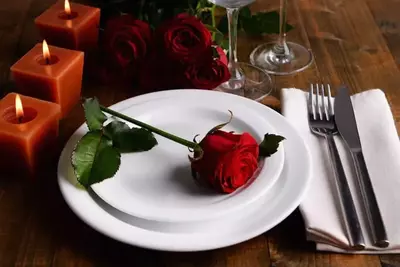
[1,0,400,266]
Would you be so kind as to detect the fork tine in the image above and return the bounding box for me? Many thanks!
[310,84,316,120]
[308,84,312,112]
[327,84,333,116]
[316,84,322,120]
[321,84,329,120]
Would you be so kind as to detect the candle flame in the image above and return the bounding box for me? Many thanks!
[42,40,50,62]
[65,0,71,15]
[15,94,24,120]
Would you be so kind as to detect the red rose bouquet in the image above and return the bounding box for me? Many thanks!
[94,13,229,92]
[87,0,290,93]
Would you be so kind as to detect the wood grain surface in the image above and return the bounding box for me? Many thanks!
[1,0,400,266]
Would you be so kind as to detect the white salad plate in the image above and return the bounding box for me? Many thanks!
[57,89,311,251]
[67,91,285,223]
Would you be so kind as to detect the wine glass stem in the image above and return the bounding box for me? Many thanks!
[269,0,292,63]
[225,7,245,89]
[278,0,288,47]
[227,7,239,66]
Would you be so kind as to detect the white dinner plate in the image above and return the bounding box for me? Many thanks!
[71,92,285,222]
[57,89,311,251]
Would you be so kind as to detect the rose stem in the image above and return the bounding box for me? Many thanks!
[100,105,203,153]
[211,4,216,40]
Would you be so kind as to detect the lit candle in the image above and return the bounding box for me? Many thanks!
[34,0,100,51]
[65,0,71,18]
[10,40,84,117]
[0,93,61,177]
[15,94,24,123]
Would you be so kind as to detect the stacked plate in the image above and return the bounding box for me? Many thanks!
[57,89,312,251]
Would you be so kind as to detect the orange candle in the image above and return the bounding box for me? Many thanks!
[0,93,61,177]
[10,40,84,117]
[35,0,100,51]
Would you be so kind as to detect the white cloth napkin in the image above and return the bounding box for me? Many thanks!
[281,88,400,253]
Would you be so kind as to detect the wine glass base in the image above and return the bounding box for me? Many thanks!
[250,41,313,75]
[214,62,273,101]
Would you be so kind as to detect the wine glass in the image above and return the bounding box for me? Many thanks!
[209,0,272,101]
[249,0,313,75]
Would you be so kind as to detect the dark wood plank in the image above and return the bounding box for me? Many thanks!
[380,255,400,267]
[365,0,400,67]
[366,1,400,265]
[300,0,400,133]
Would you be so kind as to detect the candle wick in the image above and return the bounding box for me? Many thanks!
[18,116,23,124]
[65,11,72,20]
[45,57,50,65]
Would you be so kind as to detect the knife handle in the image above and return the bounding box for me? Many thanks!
[325,135,365,250]
[352,151,389,248]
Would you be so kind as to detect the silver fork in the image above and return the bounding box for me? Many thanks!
[308,84,365,250]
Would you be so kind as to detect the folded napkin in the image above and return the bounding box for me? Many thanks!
[281,88,400,253]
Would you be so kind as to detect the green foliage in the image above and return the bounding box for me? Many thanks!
[104,121,158,152]
[259,133,285,157]
[71,98,158,188]
[83,98,107,131]
[72,131,121,187]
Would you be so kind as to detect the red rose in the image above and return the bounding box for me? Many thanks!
[185,59,230,89]
[104,15,152,75]
[191,130,259,193]
[156,13,212,64]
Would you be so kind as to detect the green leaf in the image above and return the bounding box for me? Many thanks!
[205,24,224,45]
[83,98,107,131]
[220,39,229,51]
[205,24,222,34]
[104,121,158,153]
[259,133,285,157]
[214,33,224,45]
[71,131,121,188]
[104,120,130,139]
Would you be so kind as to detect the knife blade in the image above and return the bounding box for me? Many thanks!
[334,86,389,248]
[334,87,362,151]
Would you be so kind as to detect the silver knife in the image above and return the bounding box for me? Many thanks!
[334,86,389,248]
